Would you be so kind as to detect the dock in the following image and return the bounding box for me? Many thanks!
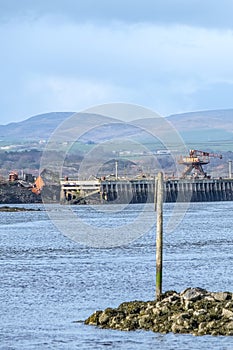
[60,177,233,204]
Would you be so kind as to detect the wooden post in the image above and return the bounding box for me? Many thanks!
[154,176,157,211]
[156,172,164,300]
[115,160,118,180]
[229,160,232,179]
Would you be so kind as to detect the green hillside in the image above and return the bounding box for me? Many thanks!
[0,108,232,152]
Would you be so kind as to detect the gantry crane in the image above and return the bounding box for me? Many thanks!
[179,149,222,178]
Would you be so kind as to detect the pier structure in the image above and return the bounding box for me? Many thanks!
[60,179,101,203]
[60,177,233,204]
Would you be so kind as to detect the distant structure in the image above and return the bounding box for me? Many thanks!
[9,171,19,182]
[60,176,233,204]
[24,173,35,183]
[59,150,233,204]
[178,150,222,178]
[31,176,45,195]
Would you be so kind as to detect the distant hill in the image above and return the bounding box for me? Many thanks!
[0,109,232,150]
[166,109,233,149]
[167,109,233,130]
[0,109,232,178]
[0,112,74,141]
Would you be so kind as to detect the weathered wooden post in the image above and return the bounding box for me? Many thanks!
[154,176,157,211]
[115,160,118,180]
[156,172,164,300]
[229,160,232,179]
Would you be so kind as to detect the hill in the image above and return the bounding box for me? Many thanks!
[0,109,232,179]
[165,109,233,152]
[167,109,233,131]
[0,112,74,141]
[167,109,233,149]
[0,109,232,151]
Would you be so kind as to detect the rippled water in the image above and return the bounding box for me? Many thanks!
[1,202,233,349]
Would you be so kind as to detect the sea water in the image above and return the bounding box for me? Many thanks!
[1,202,233,350]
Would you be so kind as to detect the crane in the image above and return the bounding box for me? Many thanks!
[179,149,222,178]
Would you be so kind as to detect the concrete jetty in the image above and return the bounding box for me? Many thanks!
[60,177,233,204]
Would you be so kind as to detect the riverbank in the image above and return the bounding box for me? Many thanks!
[85,288,233,336]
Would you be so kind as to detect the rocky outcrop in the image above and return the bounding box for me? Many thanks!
[85,288,233,336]
[0,182,42,204]
[0,181,60,204]
[0,206,41,211]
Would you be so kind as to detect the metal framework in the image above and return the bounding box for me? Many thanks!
[179,149,222,178]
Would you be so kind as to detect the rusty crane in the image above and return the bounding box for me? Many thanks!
[179,149,222,178]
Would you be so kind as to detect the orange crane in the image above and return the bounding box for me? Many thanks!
[179,149,222,178]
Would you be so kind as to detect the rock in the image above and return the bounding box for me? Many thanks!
[84,310,102,325]
[222,308,233,319]
[198,322,207,332]
[212,292,232,302]
[171,323,184,333]
[84,288,233,336]
[161,290,178,299]
[0,182,43,204]
[225,301,233,308]
[152,307,159,315]
[226,321,233,330]
[183,300,194,311]
[138,315,150,328]
[0,205,41,212]
[181,287,208,301]
[160,305,170,315]
[172,312,190,323]
[193,309,207,317]
[99,312,110,325]
[206,320,218,330]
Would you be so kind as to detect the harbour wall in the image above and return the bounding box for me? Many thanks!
[101,179,233,203]
[61,178,233,204]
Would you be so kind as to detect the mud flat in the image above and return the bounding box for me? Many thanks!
[85,288,233,336]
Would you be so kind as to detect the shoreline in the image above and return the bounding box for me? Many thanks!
[85,288,233,336]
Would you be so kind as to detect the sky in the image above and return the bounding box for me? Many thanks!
[1,0,233,124]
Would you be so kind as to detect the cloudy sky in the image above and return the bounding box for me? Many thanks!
[1,0,233,124]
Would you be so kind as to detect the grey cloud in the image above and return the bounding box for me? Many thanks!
[1,1,233,123]
[1,0,233,29]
